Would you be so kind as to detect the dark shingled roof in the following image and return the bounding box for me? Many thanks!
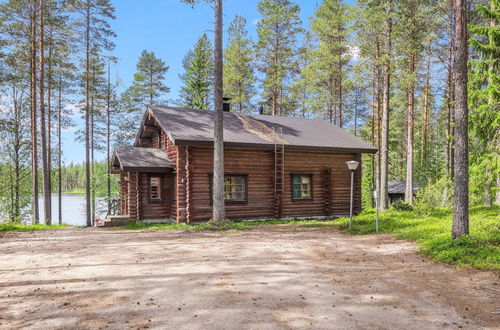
[388,180,420,194]
[140,106,377,153]
[112,147,174,172]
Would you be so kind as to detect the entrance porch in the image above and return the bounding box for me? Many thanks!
[111,147,176,222]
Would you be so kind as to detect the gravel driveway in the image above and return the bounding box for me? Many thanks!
[0,226,498,329]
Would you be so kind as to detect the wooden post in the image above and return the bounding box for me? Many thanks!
[136,172,141,220]
[323,168,333,216]
[185,146,192,223]
[355,154,362,214]
[176,147,187,222]
[120,173,127,215]
[128,172,138,220]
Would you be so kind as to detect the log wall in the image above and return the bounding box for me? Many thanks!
[281,151,361,218]
[179,147,361,222]
[138,173,173,219]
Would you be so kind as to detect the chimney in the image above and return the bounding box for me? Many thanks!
[223,97,231,112]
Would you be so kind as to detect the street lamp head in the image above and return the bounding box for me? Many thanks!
[346,160,359,171]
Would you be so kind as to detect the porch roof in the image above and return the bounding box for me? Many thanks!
[111,147,174,173]
[388,180,420,194]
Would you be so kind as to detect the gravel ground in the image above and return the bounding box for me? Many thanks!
[0,226,498,330]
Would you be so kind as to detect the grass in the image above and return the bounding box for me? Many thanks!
[124,218,340,232]
[334,205,500,270]
[124,205,499,270]
[0,223,67,232]
[63,189,118,198]
[62,189,86,194]
[123,221,248,231]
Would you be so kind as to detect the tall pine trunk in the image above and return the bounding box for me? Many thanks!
[421,49,431,168]
[451,0,469,239]
[338,64,343,128]
[39,0,51,225]
[445,1,455,179]
[374,41,381,207]
[30,1,39,224]
[47,27,53,221]
[13,88,21,219]
[405,53,415,205]
[85,1,91,227]
[107,61,111,214]
[91,90,95,225]
[212,0,225,222]
[58,75,62,224]
[496,176,500,205]
[380,0,392,211]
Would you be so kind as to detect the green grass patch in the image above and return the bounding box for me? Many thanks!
[124,221,252,231]
[62,189,86,194]
[0,223,67,232]
[124,218,338,231]
[334,205,500,270]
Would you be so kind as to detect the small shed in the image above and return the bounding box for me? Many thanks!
[388,180,420,204]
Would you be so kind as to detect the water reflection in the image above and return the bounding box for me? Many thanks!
[36,193,110,226]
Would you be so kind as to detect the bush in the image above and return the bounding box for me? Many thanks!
[414,177,453,213]
[391,200,413,211]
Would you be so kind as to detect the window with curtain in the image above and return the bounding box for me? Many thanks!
[292,175,312,199]
[223,175,246,201]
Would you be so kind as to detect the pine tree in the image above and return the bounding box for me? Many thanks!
[123,50,169,106]
[290,32,317,118]
[468,0,500,206]
[179,33,214,109]
[73,0,115,227]
[181,0,225,222]
[223,15,255,112]
[255,0,302,116]
[120,50,169,143]
[355,0,386,207]
[0,54,32,222]
[0,0,42,223]
[451,0,469,239]
[379,0,393,211]
[309,0,352,126]
[394,0,436,205]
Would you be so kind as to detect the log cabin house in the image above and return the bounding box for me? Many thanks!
[110,105,376,223]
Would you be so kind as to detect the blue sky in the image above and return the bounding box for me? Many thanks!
[63,0,329,164]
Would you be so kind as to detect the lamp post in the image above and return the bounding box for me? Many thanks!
[373,190,379,233]
[346,160,359,231]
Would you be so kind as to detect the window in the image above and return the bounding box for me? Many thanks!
[224,175,246,201]
[210,174,247,203]
[292,175,312,200]
[150,177,162,201]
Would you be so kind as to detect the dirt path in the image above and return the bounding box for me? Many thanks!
[0,226,498,329]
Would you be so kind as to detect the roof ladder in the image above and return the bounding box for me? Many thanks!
[274,127,285,218]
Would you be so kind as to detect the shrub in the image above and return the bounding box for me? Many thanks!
[415,177,453,210]
[391,200,413,211]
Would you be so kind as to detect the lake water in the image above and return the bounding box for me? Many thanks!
[35,193,109,226]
